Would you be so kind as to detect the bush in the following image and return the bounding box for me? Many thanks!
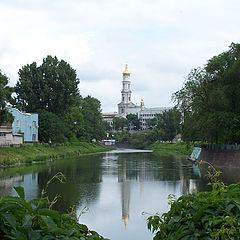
[147,166,240,239]
[0,173,108,240]
[129,130,158,149]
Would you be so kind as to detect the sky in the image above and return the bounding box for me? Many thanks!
[1,0,240,112]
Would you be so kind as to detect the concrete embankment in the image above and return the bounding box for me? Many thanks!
[198,148,240,168]
[189,145,240,183]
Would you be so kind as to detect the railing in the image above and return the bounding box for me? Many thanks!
[195,144,240,151]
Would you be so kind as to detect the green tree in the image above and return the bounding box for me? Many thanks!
[81,96,105,141]
[63,106,84,141]
[146,118,157,130]
[130,130,158,149]
[126,113,140,130]
[173,43,240,143]
[112,117,128,131]
[157,108,181,142]
[38,110,69,143]
[0,70,13,124]
[15,55,80,115]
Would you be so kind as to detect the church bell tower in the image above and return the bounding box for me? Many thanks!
[118,64,132,115]
[121,64,132,104]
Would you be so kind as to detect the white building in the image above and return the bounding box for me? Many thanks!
[102,64,171,130]
[118,64,140,116]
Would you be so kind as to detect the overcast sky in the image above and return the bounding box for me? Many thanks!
[1,0,240,112]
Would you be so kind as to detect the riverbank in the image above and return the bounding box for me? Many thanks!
[147,142,194,156]
[0,142,113,166]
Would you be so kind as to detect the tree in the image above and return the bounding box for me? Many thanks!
[173,43,240,143]
[129,130,158,149]
[157,108,181,142]
[112,117,128,131]
[15,55,80,115]
[81,96,105,141]
[126,113,140,130]
[38,110,69,143]
[146,118,157,130]
[0,70,13,124]
[63,106,84,141]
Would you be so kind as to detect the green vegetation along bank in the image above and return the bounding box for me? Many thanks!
[0,142,112,166]
[147,142,194,156]
[0,174,108,240]
[147,171,240,240]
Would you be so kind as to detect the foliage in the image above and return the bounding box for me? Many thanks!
[0,142,112,166]
[112,117,128,131]
[148,142,194,156]
[81,96,105,141]
[38,110,69,143]
[157,108,181,142]
[0,174,108,240]
[0,70,13,124]
[129,130,158,149]
[147,165,240,240]
[63,106,84,140]
[126,113,140,130]
[14,56,107,143]
[173,43,240,143]
[15,55,80,115]
[113,131,130,143]
[146,118,157,130]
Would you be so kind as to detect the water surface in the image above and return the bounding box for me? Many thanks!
[0,149,206,240]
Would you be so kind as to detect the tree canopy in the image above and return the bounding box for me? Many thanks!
[157,108,181,142]
[13,56,106,143]
[81,96,105,141]
[0,70,13,124]
[173,43,240,143]
[15,55,80,115]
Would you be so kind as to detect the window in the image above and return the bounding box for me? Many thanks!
[129,97,130,101]
[16,120,20,128]
[33,121,37,129]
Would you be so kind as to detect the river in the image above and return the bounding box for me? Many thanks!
[0,149,207,240]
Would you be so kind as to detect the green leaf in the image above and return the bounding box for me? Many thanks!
[23,214,33,229]
[14,186,25,199]
[2,213,16,230]
[39,209,60,223]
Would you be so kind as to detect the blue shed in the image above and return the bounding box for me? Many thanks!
[8,108,38,143]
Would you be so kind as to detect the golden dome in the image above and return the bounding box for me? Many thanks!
[123,64,130,75]
[123,215,129,228]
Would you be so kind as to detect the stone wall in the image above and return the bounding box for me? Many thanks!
[197,148,240,183]
[198,148,240,168]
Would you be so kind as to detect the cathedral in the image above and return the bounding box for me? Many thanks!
[117,64,140,116]
[102,64,170,130]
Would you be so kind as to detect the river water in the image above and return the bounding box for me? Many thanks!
[0,149,207,240]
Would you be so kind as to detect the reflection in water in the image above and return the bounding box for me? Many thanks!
[118,159,130,227]
[0,150,207,240]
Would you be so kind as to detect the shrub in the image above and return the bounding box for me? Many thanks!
[0,173,108,240]
[147,165,240,239]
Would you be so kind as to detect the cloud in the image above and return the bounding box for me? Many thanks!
[1,0,240,112]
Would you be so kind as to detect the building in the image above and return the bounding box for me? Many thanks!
[118,65,171,129]
[102,112,118,128]
[118,64,140,116]
[138,104,170,130]
[0,123,23,146]
[102,64,171,130]
[7,108,39,143]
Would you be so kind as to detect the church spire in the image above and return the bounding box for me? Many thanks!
[123,64,130,75]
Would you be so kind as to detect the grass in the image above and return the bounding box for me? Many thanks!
[0,142,113,166]
[147,142,194,156]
